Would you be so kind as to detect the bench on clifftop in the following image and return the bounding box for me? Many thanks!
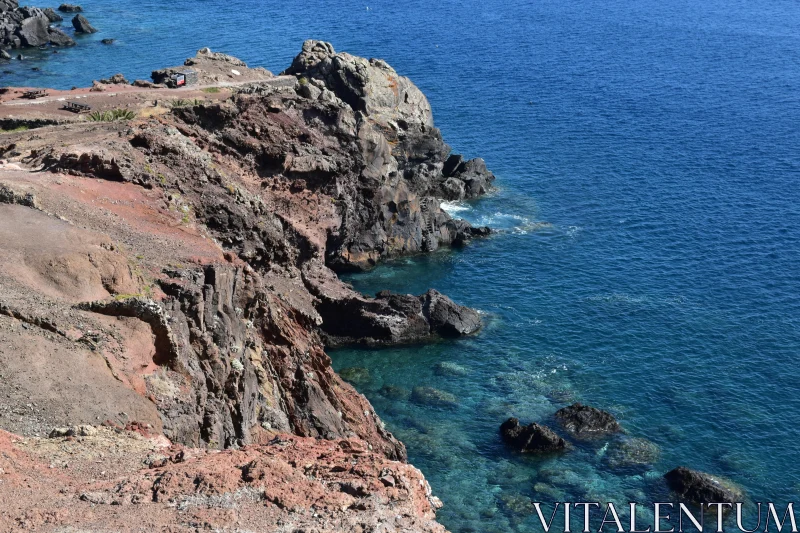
[63,101,92,113]
[22,90,47,99]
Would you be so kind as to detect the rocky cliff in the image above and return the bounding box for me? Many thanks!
[0,42,494,531]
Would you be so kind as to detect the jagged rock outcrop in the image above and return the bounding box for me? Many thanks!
[276,39,494,269]
[554,402,622,438]
[664,467,744,506]
[500,418,567,453]
[0,0,75,49]
[71,13,95,33]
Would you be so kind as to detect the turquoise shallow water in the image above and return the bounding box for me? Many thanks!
[4,1,800,531]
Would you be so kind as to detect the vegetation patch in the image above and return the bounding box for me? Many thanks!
[87,109,137,122]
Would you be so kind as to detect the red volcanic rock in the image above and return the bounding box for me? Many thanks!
[0,428,446,532]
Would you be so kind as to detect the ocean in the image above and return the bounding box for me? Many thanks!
[4,0,800,531]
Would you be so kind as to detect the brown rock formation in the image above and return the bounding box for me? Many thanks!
[0,41,497,531]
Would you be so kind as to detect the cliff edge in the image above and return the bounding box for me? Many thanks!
[0,41,495,531]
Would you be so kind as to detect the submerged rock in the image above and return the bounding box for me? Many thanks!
[339,367,371,386]
[434,361,469,377]
[378,385,410,401]
[604,436,660,471]
[554,402,622,438]
[498,493,536,516]
[411,386,458,408]
[664,467,744,506]
[500,417,567,453]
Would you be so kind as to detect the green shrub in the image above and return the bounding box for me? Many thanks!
[168,98,201,109]
[201,87,221,93]
[87,109,136,122]
[0,125,30,133]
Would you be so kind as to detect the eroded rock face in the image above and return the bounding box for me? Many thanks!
[276,39,495,270]
[0,42,492,488]
[500,418,567,453]
[554,403,622,438]
[664,467,744,506]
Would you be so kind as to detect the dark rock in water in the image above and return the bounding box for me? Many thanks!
[99,73,128,84]
[57,3,82,12]
[422,289,482,337]
[500,417,568,453]
[604,436,660,471]
[16,15,50,47]
[664,467,744,506]
[43,7,62,21]
[339,367,371,386]
[47,27,75,46]
[378,385,410,401]
[316,284,481,347]
[498,493,536,516]
[410,386,458,408]
[100,38,115,45]
[72,14,96,33]
[555,402,622,438]
[545,388,576,404]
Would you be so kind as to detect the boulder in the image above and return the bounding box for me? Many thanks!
[421,288,481,337]
[58,3,82,12]
[47,27,75,46]
[410,386,458,408]
[554,403,622,438]
[664,467,744,506]
[0,0,20,14]
[16,15,49,47]
[500,417,567,453]
[72,14,96,33]
[99,73,129,84]
[132,79,161,88]
[43,7,62,21]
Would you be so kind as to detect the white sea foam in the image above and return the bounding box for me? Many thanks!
[439,200,472,215]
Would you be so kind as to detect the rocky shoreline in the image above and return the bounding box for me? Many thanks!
[1,0,99,59]
[0,41,494,531]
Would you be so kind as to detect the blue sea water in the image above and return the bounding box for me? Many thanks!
[5,1,800,531]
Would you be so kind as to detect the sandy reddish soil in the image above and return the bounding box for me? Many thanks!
[0,426,445,532]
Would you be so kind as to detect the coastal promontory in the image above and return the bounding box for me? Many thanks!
[0,41,493,531]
